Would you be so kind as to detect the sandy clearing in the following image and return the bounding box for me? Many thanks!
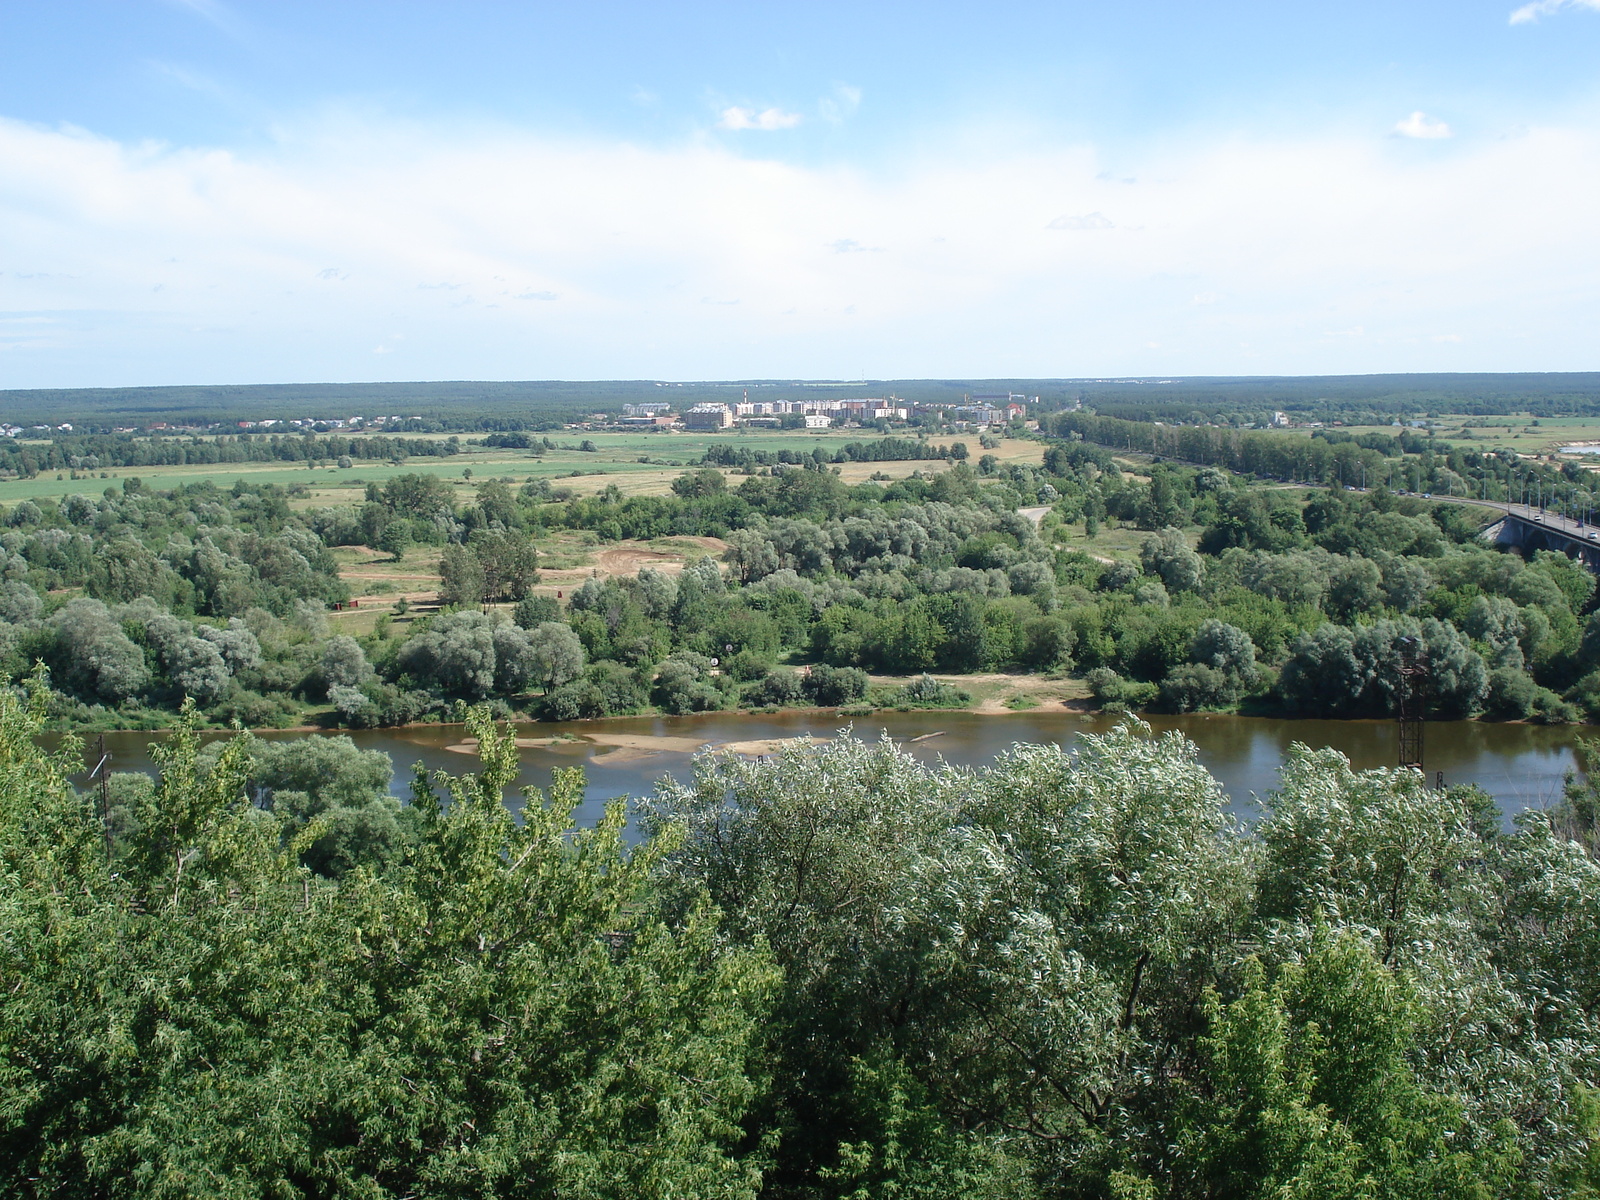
[337,535,728,605]
[963,673,1087,714]
[534,537,729,583]
[444,736,575,754]
[864,671,1087,715]
[584,733,711,753]
[443,730,827,759]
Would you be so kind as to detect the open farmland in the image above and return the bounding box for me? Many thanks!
[1279,416,1600,458]
[0,428,1043,506]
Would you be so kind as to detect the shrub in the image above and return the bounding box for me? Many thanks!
[1484,666,1540,720]
[745,669,805,708]
[585,661,648,714]
[1160,664,1238,713]
[892,674,970,709]
[652,654,729,715]
[540,679,608,722]
[1086,667,1158,712]
[512,595,561,628]
[803,664,870,707]
[329,685,382,728]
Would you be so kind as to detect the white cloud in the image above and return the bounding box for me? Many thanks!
[717,106,802,131]
[2,110,1600,383]
[1510,0,1600,23]
[1394,112,1452,139]
[1048,212,1114,230]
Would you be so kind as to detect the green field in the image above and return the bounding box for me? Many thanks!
[0,427,1013,506]
[1283,415,1600,458]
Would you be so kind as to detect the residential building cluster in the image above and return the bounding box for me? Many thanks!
[234,415,421,431]
[641,394,1031,432]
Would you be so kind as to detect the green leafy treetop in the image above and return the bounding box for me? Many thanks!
[0,688,775,1197]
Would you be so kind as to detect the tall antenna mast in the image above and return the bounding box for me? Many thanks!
[88,733,113,861]
[1396,636,1428,774]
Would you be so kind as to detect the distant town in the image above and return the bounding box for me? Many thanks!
[0,391,1048,438]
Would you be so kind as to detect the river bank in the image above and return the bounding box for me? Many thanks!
[41,667,1094,738]
[51,707,1589,836]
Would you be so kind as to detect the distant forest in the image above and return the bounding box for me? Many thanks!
[1074,372,1600,422]
[7,372,1600,428]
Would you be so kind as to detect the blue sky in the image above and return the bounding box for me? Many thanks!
[2,0,1599,387]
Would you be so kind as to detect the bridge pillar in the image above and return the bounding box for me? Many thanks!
[1490,512,1600,576]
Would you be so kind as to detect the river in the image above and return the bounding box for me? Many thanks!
[57,709,1589,832]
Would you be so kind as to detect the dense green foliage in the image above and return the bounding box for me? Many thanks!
[1,695,774,1196]
[6,687,1600,1195]
[11,432,1600,731]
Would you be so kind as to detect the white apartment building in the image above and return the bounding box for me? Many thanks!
[684,404,733,430]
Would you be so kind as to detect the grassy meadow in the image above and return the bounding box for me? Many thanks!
[0,428,1046,506]
[1287,415,1600,458]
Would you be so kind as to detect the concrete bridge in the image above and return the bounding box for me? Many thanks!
[1478,505,1600,572]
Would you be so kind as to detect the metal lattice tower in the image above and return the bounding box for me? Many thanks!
[1396,637,1429,773]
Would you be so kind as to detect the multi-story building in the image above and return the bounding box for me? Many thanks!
[683,404,733,430]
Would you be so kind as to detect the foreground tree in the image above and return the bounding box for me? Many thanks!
[0,695,774,1196]
[645,723,1600,1199]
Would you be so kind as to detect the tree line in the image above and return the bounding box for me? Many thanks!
[0,432,462,479]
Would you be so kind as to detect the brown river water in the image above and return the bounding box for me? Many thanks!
[52,710,1589,834]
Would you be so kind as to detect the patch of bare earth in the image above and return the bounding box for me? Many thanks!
[535,537,728,588]
[868,671,1089,714]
